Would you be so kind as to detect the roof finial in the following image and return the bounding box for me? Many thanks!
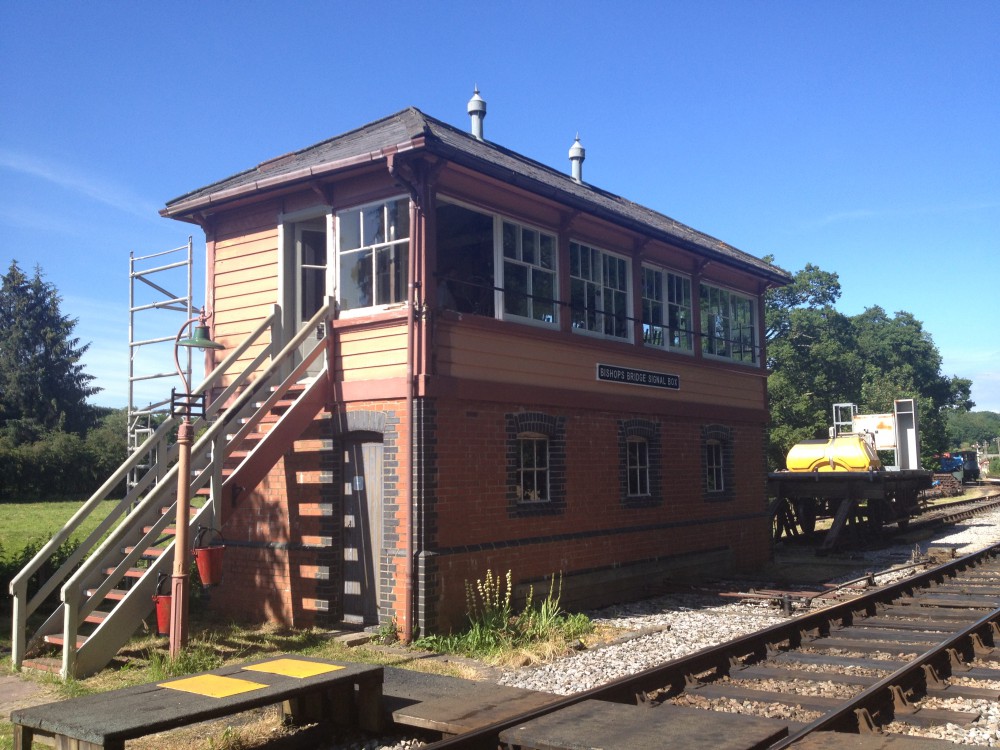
[467,87,487,141]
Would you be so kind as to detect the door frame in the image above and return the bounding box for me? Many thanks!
[278,208,335,358]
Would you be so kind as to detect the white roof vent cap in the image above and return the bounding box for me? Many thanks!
[569,134,585,183]
[468,87,487,141]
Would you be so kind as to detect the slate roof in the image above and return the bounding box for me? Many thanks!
[163,108,790,284]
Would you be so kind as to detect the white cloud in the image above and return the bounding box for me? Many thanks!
[0,149,162,221]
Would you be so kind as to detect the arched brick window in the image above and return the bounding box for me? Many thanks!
[618,418,662,507]
[506,412,565,516]
[701,424,734,500]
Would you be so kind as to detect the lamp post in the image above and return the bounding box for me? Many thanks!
[169,309,224,658]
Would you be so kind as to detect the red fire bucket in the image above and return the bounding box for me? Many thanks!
[152,595,171,636]
[194,545,225,586]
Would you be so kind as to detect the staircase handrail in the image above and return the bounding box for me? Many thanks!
[226,326,328,449]
[11,306,281,604]
[75,458,213,622]
[58,308,288,605]
[55,302,332,666]
[19,434,176,619]
[10,306,283,668]
[9,415,177,604]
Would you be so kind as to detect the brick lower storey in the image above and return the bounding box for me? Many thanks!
[211,396,772,636]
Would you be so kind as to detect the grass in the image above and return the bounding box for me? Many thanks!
[0,498,119,555]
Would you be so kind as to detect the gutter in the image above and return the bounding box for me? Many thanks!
[160,137,428,220]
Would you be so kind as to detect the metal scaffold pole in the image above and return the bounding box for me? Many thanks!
[127,237,194,491]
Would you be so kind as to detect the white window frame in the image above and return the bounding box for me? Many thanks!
[641,265,693,354]
[705,439,724,494]
[569,241,632,341]
[497,218,559,328]
[335,195,410,316]
[699,282,758,365]
[626,436,650,497]
[517,433,550,503]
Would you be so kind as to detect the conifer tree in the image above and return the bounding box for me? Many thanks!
[0,260,99,438]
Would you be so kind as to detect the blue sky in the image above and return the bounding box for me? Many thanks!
[2,2,997,413]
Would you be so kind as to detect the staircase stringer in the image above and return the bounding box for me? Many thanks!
[71,501,216,678]
[21,478,182,661]
[223,364,330,509]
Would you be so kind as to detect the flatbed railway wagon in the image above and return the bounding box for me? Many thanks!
[769,399,933,551]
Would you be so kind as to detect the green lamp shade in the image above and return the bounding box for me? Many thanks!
[177,325,225,350]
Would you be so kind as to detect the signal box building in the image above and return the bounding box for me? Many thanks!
[162,97,791,639]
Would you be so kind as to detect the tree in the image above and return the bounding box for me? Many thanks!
[851,306,972,465]
[766,305,862,468]
[946,410,1000,448]
[763,257,842,346]
[765,264,974,471]
[764,262,858,468]
[0,260,99,437]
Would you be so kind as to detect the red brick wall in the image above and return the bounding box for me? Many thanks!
[426,399,770,629]
[207,393,770,637]
[211,414,335,628]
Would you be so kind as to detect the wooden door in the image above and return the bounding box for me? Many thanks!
[342,434,383,626]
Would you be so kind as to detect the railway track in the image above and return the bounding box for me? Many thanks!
[417,542,1000,750]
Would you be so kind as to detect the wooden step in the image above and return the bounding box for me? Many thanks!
[105,567,146,579]
[85,588,128,601]
[123,546,166,558]
[20,657,62,674]
[43,634,87,648]
[83,611,109,625]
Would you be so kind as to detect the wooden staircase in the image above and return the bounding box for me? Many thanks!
[9,303,333,679]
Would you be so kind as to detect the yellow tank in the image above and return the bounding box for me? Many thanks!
[785,434,883,472]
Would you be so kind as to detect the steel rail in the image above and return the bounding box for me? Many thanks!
[418,542,1000,750]
[771,606,1000,747]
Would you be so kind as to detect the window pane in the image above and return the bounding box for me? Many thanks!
[340,248,372,310]
[503,222,517,259]
[504,263,528,317]
[375,245,407,305]
[521,228,537,265]
[539,233,554,269]
[532,268,555,322]
[300,229,326,266]
[521,438,536,469]
[338,210,361,252]
[301,267,324,319]
[389,198,409,241]
[363,205,384,246]
[612,289,628,337]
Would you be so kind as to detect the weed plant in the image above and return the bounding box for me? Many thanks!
[415,570,592,663]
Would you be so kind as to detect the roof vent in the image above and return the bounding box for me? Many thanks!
[569,134,585,183]
[467,87,487,141]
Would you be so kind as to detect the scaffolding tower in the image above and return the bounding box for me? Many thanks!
[127,239,194,489]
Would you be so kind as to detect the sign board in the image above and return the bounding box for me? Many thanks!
[596,364,680,390]
[852,412,896,450]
